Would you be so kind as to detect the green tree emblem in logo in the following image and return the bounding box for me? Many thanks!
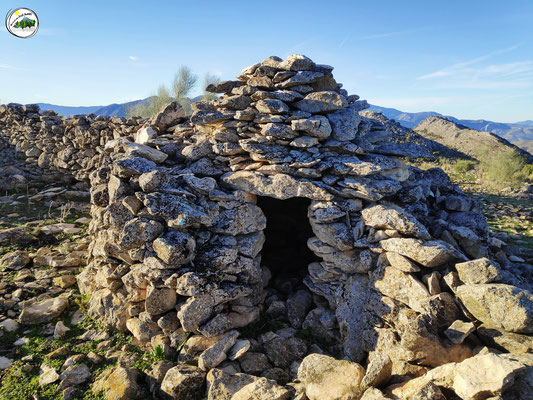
[13,17,36,29]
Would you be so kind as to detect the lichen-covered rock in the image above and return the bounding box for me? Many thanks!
[476,325,533,353]
[0,250,30,270]
[455,257,502,284]
[152,231,196,266]
[160,364,206,400]
[223,171,333,200]
[151,101,186,131]
[145,285,177,316]
[298,353,365,400]
[295,91,347,113]
[291,115,332,138]
[361,204,430,240]
[457,284,533,333]
[392,353,530,400]
[380,238,462,268]
[198,330,239,371]
[327,104,363,141]
[371,265,430,313]
[232,378,290,400]
[92,366,142,400]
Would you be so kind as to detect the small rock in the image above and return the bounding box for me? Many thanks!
[392,353,529,400]
[286,289,313,329]
[198,330,239,371]
[54,321,70,339]
[53,275,77,288]
[19,297,69,324]
[145,285,177,316]
[360,387,389,400]
[295,91,346,113]
[457,283,533,333]
[14,337,30,346]
[135,126,157,144]
[39,364,60,386]
[92,366,142,400]
[228,339,251,360]
[0,251,30,270]
[70,310,84,325]
[455,257,502,284]
[61,354,85,372]
[298,353,365,400]
[0,356,13,370]
[444,320,476,344]
[360,354,392,390]
[385,251,420,272]
[255,99,289,114]
[62,387,79,400]
[151,101,185,131]
[264,335,308,368]
[59,363,91,389]
[125,143,168,164]
[361,204,430,240]
[239,352,271,375]
[232,377,290,400]
[160,364,206,400]
[380,238,461,268]
[477,325,533,353]
[0,318,19,332]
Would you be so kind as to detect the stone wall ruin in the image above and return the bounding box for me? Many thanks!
[73,55,532,377]
[0,103,146,189]
[2,55,531,385]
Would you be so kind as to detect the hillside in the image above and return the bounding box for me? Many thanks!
[369,104,533,142]
[414,116,533,163]
[515,139,533,154]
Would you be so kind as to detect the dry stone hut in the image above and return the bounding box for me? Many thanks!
[77,55,532,381]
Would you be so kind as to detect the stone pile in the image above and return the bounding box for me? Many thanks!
[49,55,533,398]
[0,104,146,188]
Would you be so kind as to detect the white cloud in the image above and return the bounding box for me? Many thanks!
[416,44,533,90]
[128,56,138,61]
[358,28,426,41]
[0,63,28,71]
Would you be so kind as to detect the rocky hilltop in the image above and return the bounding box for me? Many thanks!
[1,55,532,400]
[415,116,533,162]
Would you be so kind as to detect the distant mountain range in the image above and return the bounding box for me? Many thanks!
[368,105,533,143]
[34,99,532,150]
[36,98,153,118]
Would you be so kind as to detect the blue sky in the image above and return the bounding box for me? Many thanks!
[1,0,532,122]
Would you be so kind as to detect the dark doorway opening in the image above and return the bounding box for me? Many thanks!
[256,196,320,294]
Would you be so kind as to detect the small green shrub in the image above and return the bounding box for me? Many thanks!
[133,345,166,371]
[522,164,533,181]
[481,149,526,187]
[453,159,476,174]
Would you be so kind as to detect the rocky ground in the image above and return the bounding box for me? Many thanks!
[0,185,341,400]
[406,154,533,257]
[1,181,531,399]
